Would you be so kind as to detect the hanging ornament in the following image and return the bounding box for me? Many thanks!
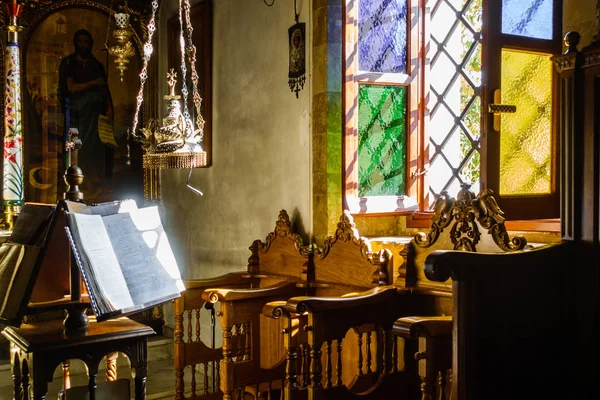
[132,0,206,171]
[108,11,135,81]
[288,1,305,98]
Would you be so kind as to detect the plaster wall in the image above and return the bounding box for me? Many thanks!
[157,0,312,280]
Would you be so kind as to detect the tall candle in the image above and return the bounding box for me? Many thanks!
[3,0,24,227]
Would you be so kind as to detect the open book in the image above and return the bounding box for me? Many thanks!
[65,200,185,322]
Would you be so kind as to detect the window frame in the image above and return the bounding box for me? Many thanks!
[343,0,563,221]
[482,0,563,220]
[342,0,425,214]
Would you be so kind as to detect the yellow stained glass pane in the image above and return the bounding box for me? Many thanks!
[500,49,552,195]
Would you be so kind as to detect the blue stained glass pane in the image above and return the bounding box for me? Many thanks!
[502,0,553,40]
[358,0,408,74]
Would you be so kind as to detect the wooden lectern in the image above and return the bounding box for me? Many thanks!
[1,130,155,400]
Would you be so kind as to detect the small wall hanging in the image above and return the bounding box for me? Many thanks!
[288,0,305,98]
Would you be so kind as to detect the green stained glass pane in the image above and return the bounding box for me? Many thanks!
[500,49,552,195]
[358,84,407,197]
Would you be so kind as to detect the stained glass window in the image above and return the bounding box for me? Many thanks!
[358,85,407,197]
[358,0,408,74]
[499,50,552,195]
[502,0,553,40]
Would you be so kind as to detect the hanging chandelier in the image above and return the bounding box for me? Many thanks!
[108,10,135,82]
[131,0,206,171]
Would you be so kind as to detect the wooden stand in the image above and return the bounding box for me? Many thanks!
[62,129,88,331]
[2,317,154,400]
[1,129,156,399]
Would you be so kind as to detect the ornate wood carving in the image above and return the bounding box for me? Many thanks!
[105,352,118,381]
[255,210,304,254]
[318,210,370,260]
[415,184,526,252]
[371,248,390,287]
[551,31,581,72]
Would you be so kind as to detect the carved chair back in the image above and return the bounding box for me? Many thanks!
[407,184,526,295]
[313,211,394,296]
[246,209,310,286]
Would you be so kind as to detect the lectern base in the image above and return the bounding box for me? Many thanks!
[63,303,89,332]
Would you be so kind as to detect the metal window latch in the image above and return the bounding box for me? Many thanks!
[488,89,517,131]
[411,168,428,180]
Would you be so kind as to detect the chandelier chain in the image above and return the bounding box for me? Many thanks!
[105,0,114,49]
[178,0,191,132]
[183,0,205,138]
[131,0,159,137]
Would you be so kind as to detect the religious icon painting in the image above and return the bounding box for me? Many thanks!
[288,22,306,98]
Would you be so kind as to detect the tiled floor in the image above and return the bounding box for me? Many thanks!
[0,336,176,400]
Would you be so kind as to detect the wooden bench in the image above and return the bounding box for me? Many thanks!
[202,210,398,399]
[173,210,309,400]
[273,184,527,400]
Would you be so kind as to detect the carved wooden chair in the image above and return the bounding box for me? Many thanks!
[174,210,310,400]
[392,184,527,400]
[423,241,571,400]
[274,184,527,400]
[204,210,396,400]
[262,211,406,400]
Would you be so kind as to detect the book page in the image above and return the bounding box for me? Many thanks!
[71,213,134,311]
[102,206,184,306]
[66,199,137,216]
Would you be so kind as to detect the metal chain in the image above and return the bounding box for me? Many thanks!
[131,0,159,137]
[104,0,114,49]
[183,0,205,138]
[178,0,191,136]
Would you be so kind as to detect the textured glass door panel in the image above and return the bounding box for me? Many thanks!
[502,0,553,40]
[358,0,408,73]
[499,49,552,195]
[358,84,407,197]
[427,0,482,203]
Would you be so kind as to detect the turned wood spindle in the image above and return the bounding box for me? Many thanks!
[191,363,197,396]
[357,333,364,375]
[336,340,343,386]
[325,341,332,388]
[366,331,372,374]
[309,345,322,390]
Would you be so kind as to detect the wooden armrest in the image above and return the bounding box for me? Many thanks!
[285,286,409,314]
[393,316,453,339]
[203,280,301,303]
[183,272,257,290]
[424,242,563,282]
[262,301,292,319]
